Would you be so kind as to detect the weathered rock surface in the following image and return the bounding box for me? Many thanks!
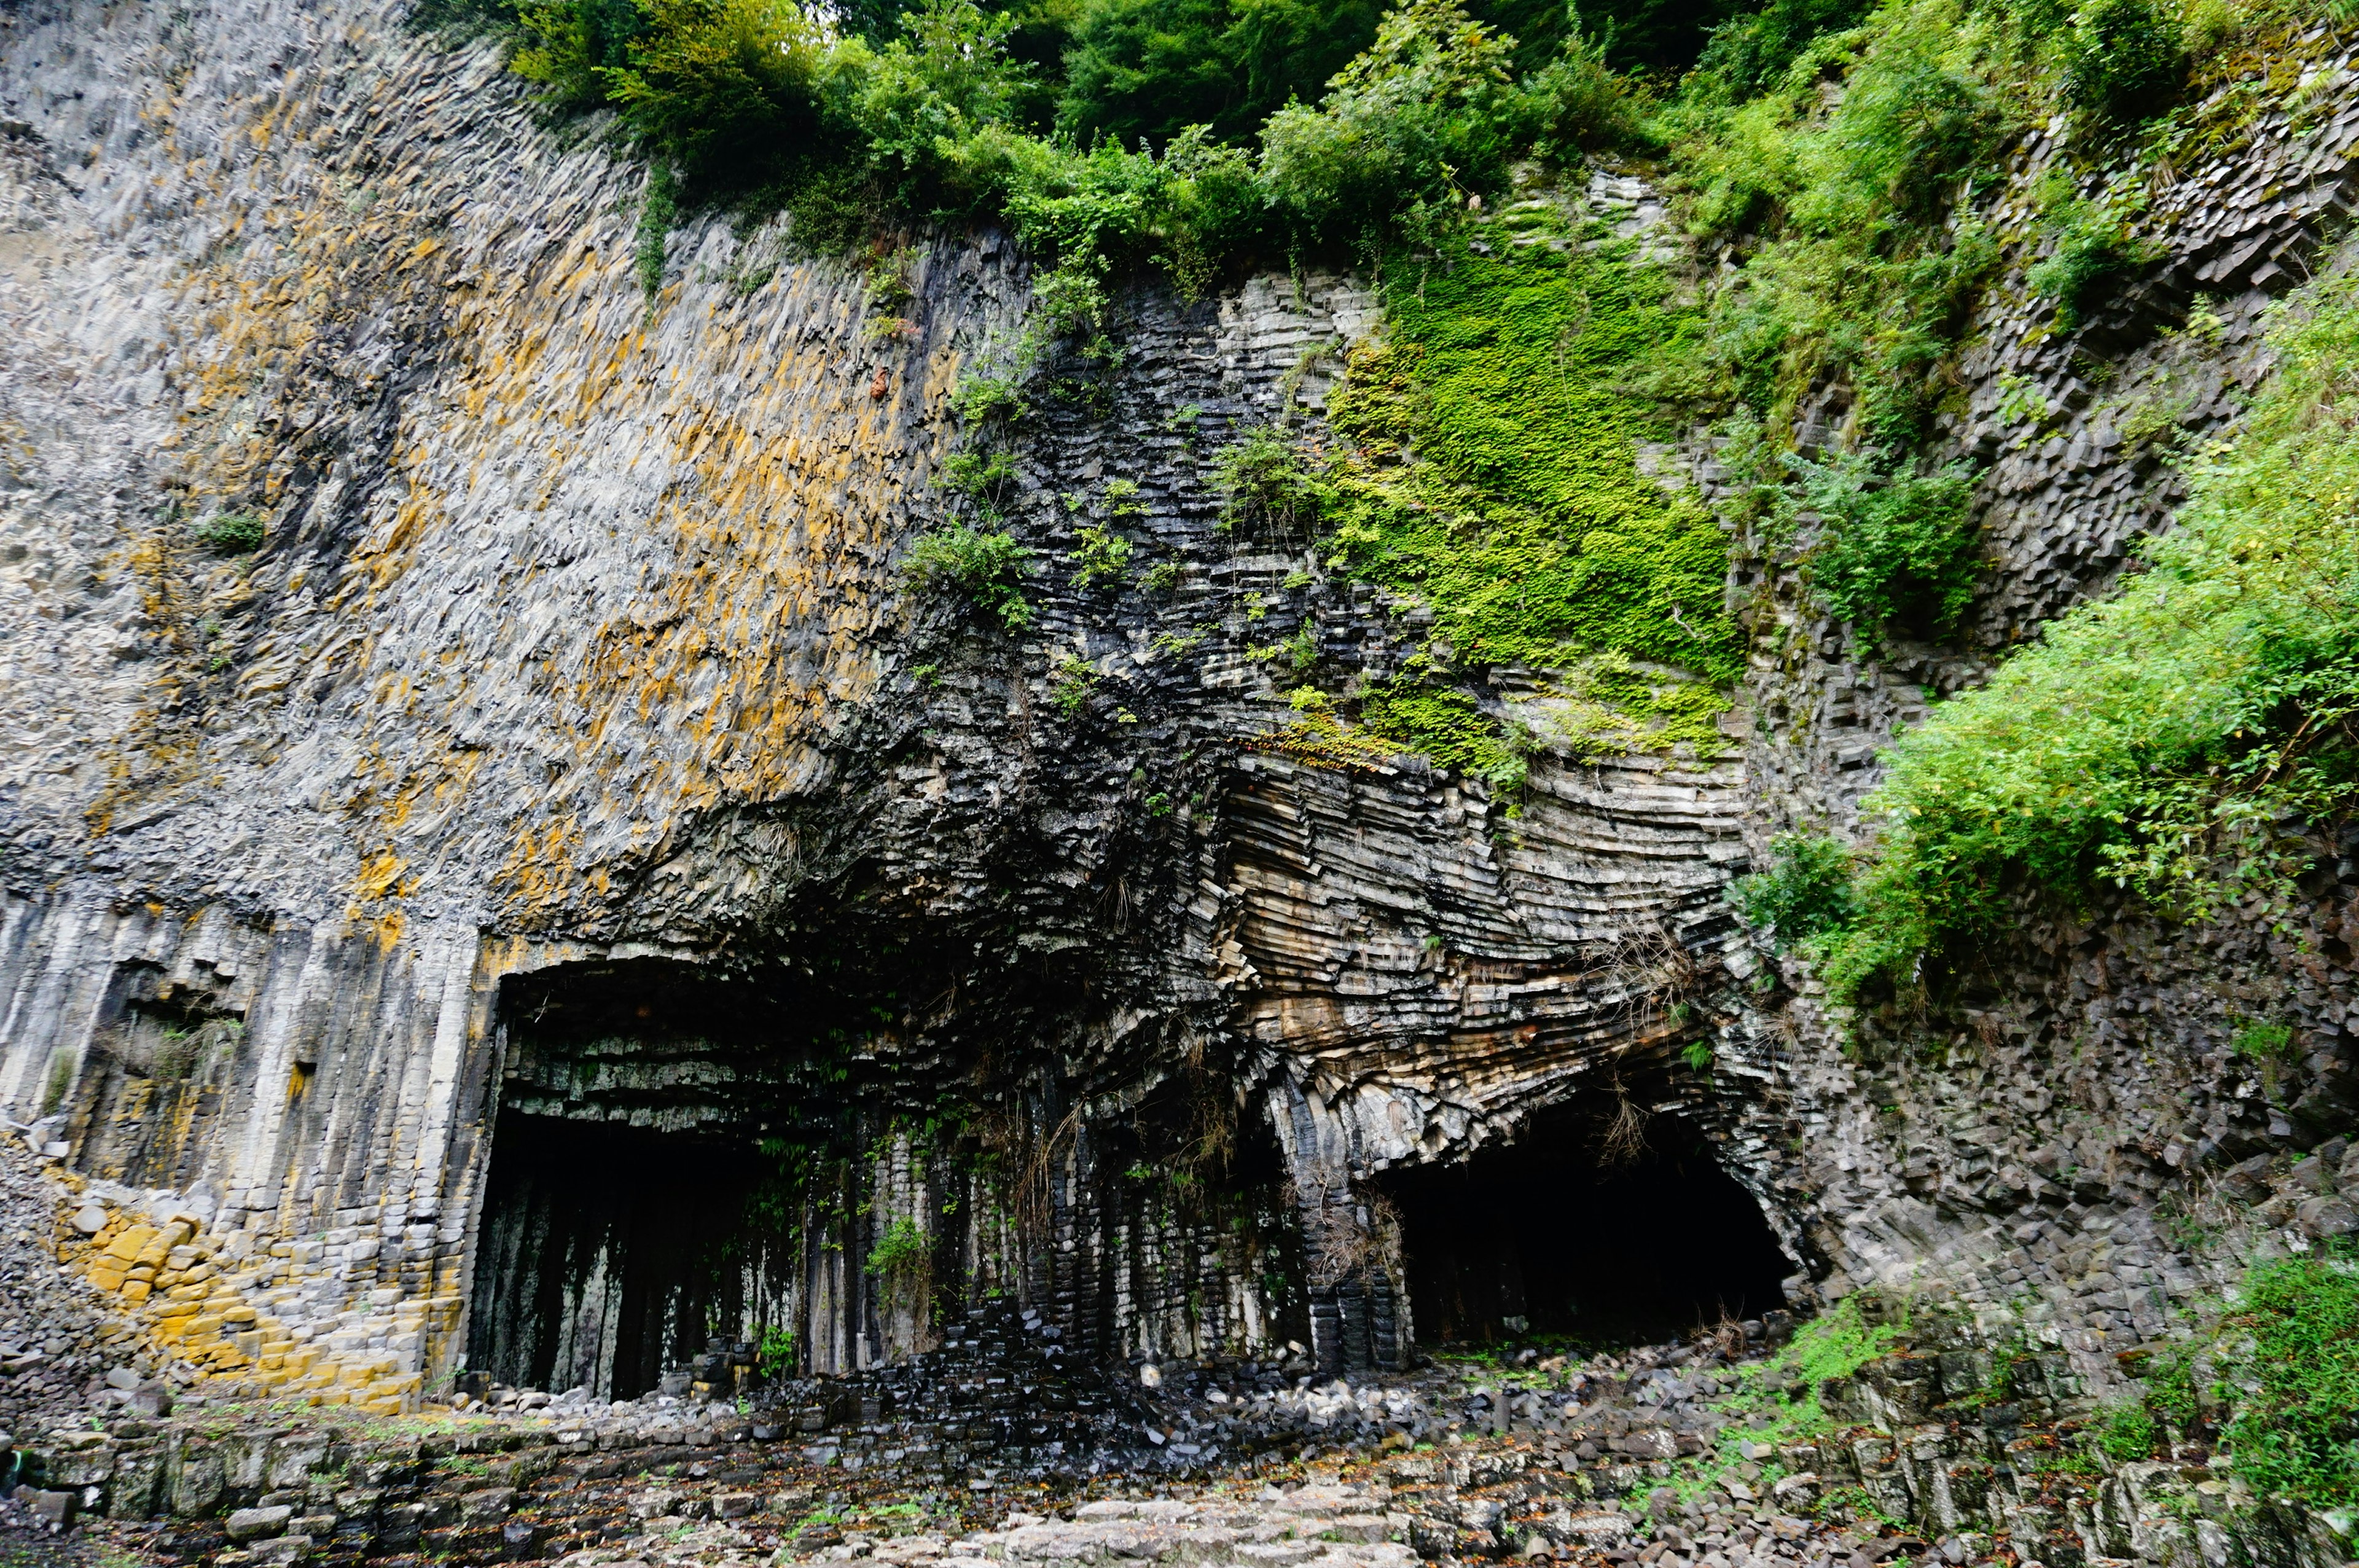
[4,10,2359,1568]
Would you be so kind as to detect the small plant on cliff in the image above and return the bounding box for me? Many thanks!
[1071,525,1134,590]
[866,1217,929,1280]
[2232,1020,2296,1064]
[1212,426,1328,537]
[1781,450,1982,639]
[1049,655,1098,718]
[192,510,266,555]
[2091,1398,2159,1461]
[2028,180,2161,332]
[755,1324,797,1377]
[2058,0,2184,125]
[902,524,1033,630]
[1726,833,1858,951]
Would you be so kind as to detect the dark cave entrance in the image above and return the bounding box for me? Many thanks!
[468,1114,777,1400]
[465,958,826,1400]
[1385,1106,1793,1348]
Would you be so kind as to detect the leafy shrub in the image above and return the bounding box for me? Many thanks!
[193,510,266,554]
[1692,0,1873,101]
[2091,1400,2159,1462]
[1726,832,1858,950]
[1523,36,1651,154]
[866,1216,929,1278]
[1785,449,1982,636]
[2218,1253,2359,1508]
[1057,0,1387,149]
[951,369,1029,425]
[634,163,677,294]
[755,1323,797,1377]
[939,448,1018,501]
[574,0,830,185]
[2059,0,2183,124]
[1071,524,1134,588]
[2232,1020,2296,1063]
[1256,0,1531,247]
[509,0,645,108]
[904,524,1034,628]
[1822,265,2359,1005]
[2028,187,2158,331]
[1049,655,1098,717]
[1212,426,1328,536]
[1675,4,2011,446]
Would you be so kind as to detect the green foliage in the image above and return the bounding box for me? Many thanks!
[866,1216,929,1277]
[635,163,678,294]
[1692,0,1873,101]
[1256,0,1530,248]
[582,0,831,186]
[952,369,1030,424]
[755,1323,797,1377]
[1071,524,1134,588]
[1324,219,1741,695]
[192,510,267,555]
[1213,426,1329,536]
[1673,1,2009,446]
[1727,832,1858,950]
[1050,655,1098,716]
[2027,181,2159,331]
[904,523,1035,629]
[2219,1252,2359,1508]
[939,447,1019,501]
[2232,1020,2296,1063]
[1783,449,1982,637]
[1675,1294,1907,1493]
[1681,1040,1716,1071]
[1359,680,1536,790]
[2059,0,2184,124]
[1822,264,2359,1005]
[1057,0,1385,148]
[2091,1399,2159,1462]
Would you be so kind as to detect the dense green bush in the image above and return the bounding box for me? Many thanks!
[2059,0,2184,123]
[1821,265,2359,1005]
[1674,2,2009,445]
[1691,0,1874,101]
[1726,832,1858,950]
[1256,0,1531,247]
[1212,426,1330,536]
[546,0,831,185]
[192,510,267,555]
[903,523,1035,628]
[1785,448,1982,636]
[1057,0,1386,147]
[2218,1254,2359,1508]
[2027,184,2158,330]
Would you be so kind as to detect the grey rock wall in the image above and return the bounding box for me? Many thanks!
[7,0,2359,1446]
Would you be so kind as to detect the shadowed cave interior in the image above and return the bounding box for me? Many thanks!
[463,962,1793,1392]
[1385,1104,1795,1348]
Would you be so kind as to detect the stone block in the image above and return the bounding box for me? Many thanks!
[226,1504,295,1541]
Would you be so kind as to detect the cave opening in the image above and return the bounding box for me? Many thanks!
[1384,1104,1794,1349]
[468,1114,781,1400]
[465,956,879,1399]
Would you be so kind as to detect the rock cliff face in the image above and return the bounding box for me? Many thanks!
[2,0,2357,1448]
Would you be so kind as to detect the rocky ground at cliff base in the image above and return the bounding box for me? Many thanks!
[0,1298,2122,1568]
[3,1134,2346,1568]
[0,1124,128,1444]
